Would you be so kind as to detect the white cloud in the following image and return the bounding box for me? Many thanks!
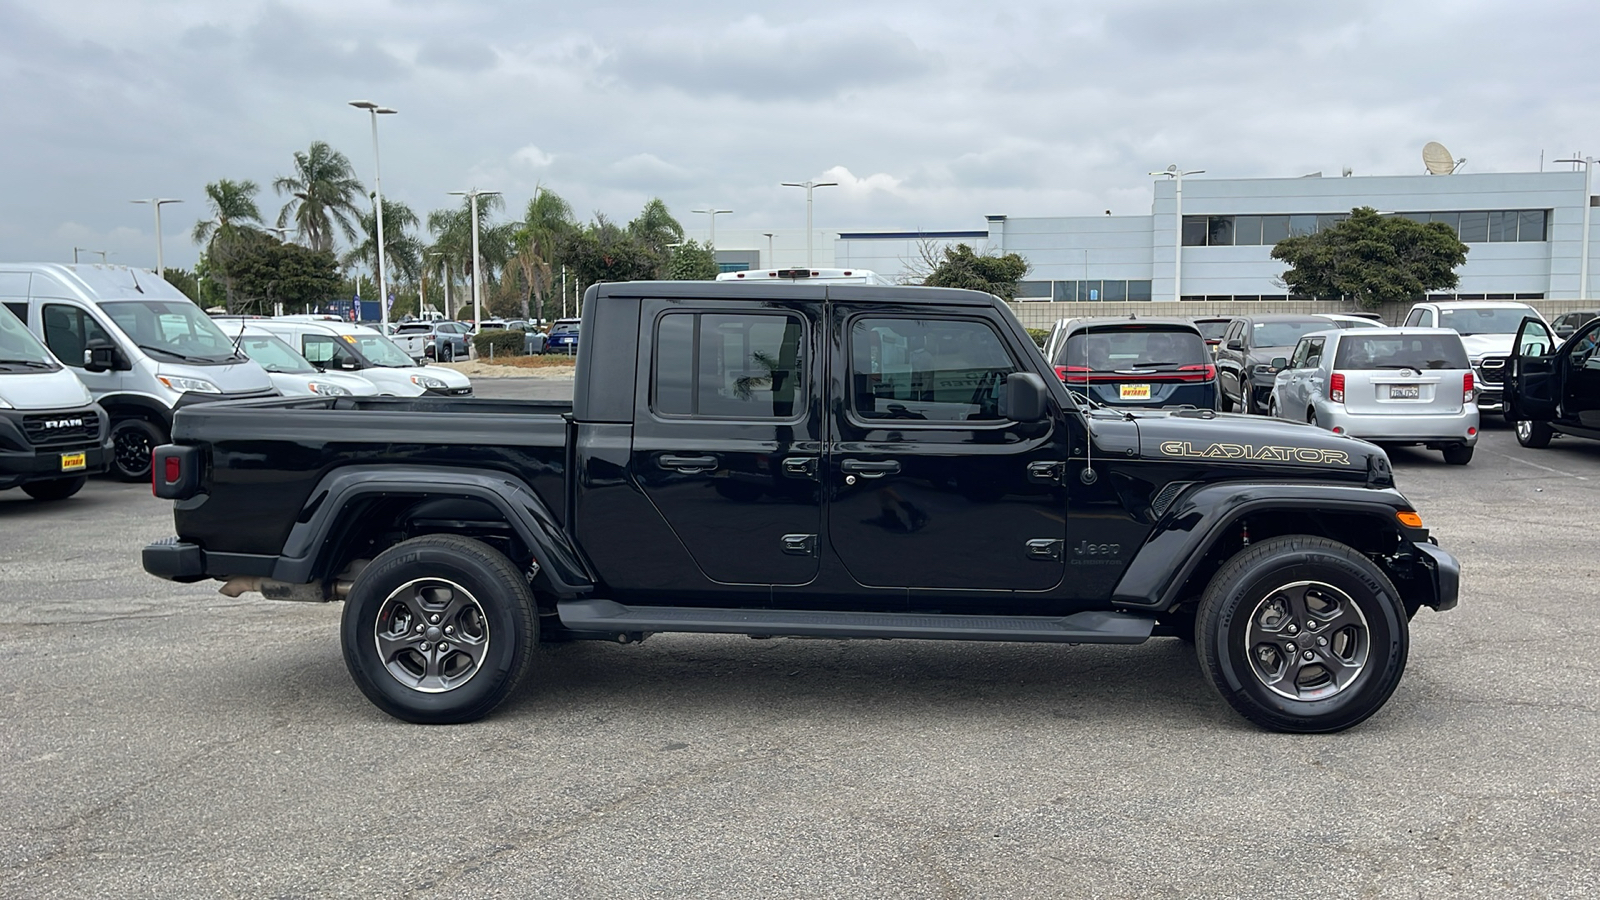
[511,144,554,169]
[820,166,903,196]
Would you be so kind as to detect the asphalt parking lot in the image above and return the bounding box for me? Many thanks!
[2,388,1597,899]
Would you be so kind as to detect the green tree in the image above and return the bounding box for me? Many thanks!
[427,196,516,321]
[228,241,343,314]
[922,243,1030,300]
[191,179,265,312]
[160,267,201,302]
[667,240,718,280]
[1270,207,1469,309]
[502,187,577,321]
[273,141,366,252]
[566,214,658,294]
[344,197,423,284]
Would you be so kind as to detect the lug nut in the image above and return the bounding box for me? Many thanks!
[1286,643,1297,653]
[438,643,450,653]
[1302,651,1314,661]
[419,641,431,651]
[1287,624,1298,635]
[444,626,454,635]
[415,624,424,633]
[430,615,440,624]
[1317,637,1328,647]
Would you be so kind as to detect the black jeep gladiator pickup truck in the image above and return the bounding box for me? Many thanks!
[143,281,1459,733]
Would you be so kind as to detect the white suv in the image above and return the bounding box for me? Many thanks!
[1402,300,1551,415]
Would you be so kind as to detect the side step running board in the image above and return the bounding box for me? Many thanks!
[556,598,1155,645]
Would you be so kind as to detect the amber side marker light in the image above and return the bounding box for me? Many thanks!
[1397,511,1424,528]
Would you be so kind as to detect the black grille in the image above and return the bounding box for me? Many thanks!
[22,411,99,447]
[1477,357,1506,385]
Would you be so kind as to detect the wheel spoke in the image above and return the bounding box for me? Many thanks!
[1245,580,1369,702]
[374,577,491,695]
[375,628,419,662]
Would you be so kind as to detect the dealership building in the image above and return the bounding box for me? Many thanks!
[813,168,1598,324]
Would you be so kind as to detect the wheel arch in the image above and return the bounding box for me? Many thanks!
[97,393,174,430]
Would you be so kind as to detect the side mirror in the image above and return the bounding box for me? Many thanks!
[340,359,360,370]
[1002,372,1049,423]
[1227,339,1244,351]
[1270,357,1289,370]
[83,339,120,373]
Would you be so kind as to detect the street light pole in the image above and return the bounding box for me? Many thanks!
[1556,157,1594,298]
[428,252,452,319]
[130,198,182,275]
[1150,164,1205,302]
[449,188,501,332]
[762,233,774,268]
[691,207,732,250]
[350,101,397,327]
[781,180,837,268]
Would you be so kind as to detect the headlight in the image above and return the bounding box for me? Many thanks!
[1251,364,1277,376]
[156,375,222,394]
[308,382,352,397]
[410,374,448,390]
[0,395,11,409]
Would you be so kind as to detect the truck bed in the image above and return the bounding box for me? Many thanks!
[171,396,572,556]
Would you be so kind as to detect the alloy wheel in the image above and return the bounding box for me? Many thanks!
[1244,580,1370,701]
[373,578,491,693]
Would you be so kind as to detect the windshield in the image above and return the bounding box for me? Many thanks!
[1058,327,1208,370]
[236,332,316,374]
[1194,320,1231,340]
[101,300,242,363]
[349,331,418,367]
[1438,307,1536,336]
[1333,333,1470,370]
[395,324,433,335]
[1253,320,1334,349]
[0,305,59,367]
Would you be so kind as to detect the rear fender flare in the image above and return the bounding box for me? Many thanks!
[270,466,593,594]
[1111,482,1414,611]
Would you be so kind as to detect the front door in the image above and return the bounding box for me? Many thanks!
[825,305,1067,592]
[38,301,123,398]
[630,298,823,586]
[1508,317,1558,421]
[1560,319,1600,427]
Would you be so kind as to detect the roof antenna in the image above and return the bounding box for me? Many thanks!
[128,267,144,293]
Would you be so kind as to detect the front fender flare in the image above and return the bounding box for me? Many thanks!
[1111,482,1416,611]
[270,465,593,594]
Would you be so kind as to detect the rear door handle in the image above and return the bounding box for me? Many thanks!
[840,459,901,478]
[659,454,717,473]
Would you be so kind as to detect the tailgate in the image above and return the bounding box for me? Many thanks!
[1343,370,1464,415]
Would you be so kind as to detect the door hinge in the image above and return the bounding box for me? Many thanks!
[782,457,818,480]
[781,533,817,557]
[1026,538,1064,561]
[1027,461,1065,484]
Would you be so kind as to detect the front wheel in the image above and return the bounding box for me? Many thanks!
[21,476,87,501]
[1441,444,1474,465]
[341,535,538,723]
[1515,419,1553,448]
[1196,535,1409,733]
[109,418,166,482]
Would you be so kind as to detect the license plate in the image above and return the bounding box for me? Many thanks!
[60,451,86,472]
[1388,385,1421,400]
[1119,384,1152,400]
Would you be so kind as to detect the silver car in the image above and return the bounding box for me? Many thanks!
[1269,328,1479,465]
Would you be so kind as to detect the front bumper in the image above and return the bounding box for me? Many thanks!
[0,404,111,488]
[1412,541,1461,612]
[1315,402,1479,446]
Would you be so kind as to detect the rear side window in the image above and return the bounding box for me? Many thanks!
[653,312,805,419]
[850,318,1016,422]
[1057,326,1208,371]
[1332,334,1470,370]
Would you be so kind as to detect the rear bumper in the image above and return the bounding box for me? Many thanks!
[1316,403,1479,445]
[143,538,277,584]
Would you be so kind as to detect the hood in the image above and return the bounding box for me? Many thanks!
[1458,333,1514,360]
[155,360,274,394]
[0,366,95,410]
[266,371,381,398]
[1124,408,1389,484]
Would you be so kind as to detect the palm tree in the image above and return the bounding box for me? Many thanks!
[344,197,423,285]
[427,195,514,318]
[503,187,576,320]
[627,197,685,254]
[273,141,365,252]
[192,179,264,312]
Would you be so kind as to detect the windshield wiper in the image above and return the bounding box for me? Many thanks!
[137,343,224,363]
[0,358,55,368]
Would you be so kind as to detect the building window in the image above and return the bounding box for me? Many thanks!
[1127,280,1153,302]
[1052,281,1077,302]
[1181,216,1207,247]
[717,262,751,273]
[1457,212,1489,243]
[1207,216,1234,246]
[1181,209,1550,247]
[1013,281,1053,300]
[1262,216,1291,244]
[1234,216,1263,246]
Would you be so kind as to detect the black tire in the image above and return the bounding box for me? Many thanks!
[341,535,538,724]
[1441,444,1474,465]
[21,476,87,501]
[1515,419,1553,449]
[109,418,166,482]
[1267,397,1280,419]
[1219,388,1235,413]
[1196,534,1409,733]
[443,341,455,363]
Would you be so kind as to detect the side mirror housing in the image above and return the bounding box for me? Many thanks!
[1002,372,1049,423]
[1227,339,1244,351]
[340,359,361,370]
[1270,357,1289,370]
[83,339,121,373]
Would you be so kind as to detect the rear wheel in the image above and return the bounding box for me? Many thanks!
[1441,444,1474,465]
[21,476,87,501]
[1219,388,1235,413]
[1196,535,1409,733]
[1267,397,1280,419]
[1515,419,1553,448]
[109,418,166,482]
[341,535,538,724]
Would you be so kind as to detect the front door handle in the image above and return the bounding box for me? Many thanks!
[659,454,717,473]
[840,459,900,478]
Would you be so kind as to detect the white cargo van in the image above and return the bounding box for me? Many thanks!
[715,268,895,285]
[0,302,110,500]
[0,264,276,481]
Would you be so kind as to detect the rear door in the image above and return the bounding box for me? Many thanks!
[1507,317,1559,421]
[825,302,1066,592]
[630,296,823,586]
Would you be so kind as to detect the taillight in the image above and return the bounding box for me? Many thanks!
[152,445,201,500]
[1175,363,1217,382]
[1463,372,1474,403]
[1055,365,1090,382]
[1330,372,1345,404]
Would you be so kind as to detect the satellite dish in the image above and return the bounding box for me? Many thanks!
[1423,142,1456,175]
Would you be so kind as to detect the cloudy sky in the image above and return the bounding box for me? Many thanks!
[1,0,1595,270]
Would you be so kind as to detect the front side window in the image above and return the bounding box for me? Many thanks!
[850,318,1016,422]
[238,333,316,374]
[1303,338,1325,368]
[41,304,112,369]
[302,334,361,369]
[1289,339,1313,369]
[653,312,805,419]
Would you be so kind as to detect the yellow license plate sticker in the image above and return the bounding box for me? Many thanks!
[1119,384,1152,400]
[60,451,87,472]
